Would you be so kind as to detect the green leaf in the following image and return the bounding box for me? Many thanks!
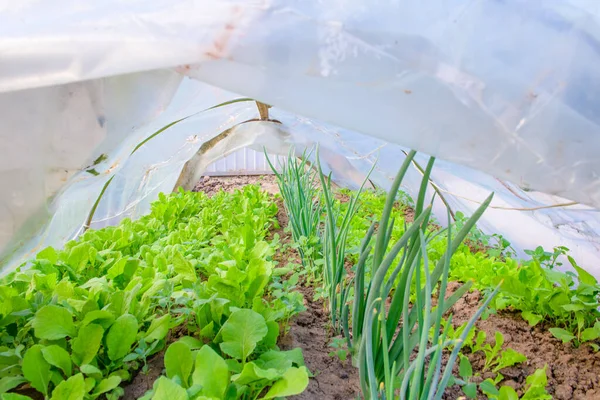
[50,373,85,400]
[525,366,548,387]
[32,305,76,340]
[54,281,75,301]
[122,353,139,362]
[480,379,499,396]
[522,366,551,399]
[259,321,279,348]
[110,369,131,382]
[72,324,104,366]
[569,256,597,285]
[459,356,472,379]
[498,385,519,400]
[462,382,477,399]
[41,345,72,376]
[232,362,281,385]
[172,251,196,282]
[37,246,59,263]
[261,366,309,399]
[329,350,347,362]
[0,376,26,394]
[106,314,138,361]
[80,310,115,330]
[581,327,600,342]
[549,327,576,343]
[494,331,504,347]
[494,349,527,372]
[165,342,193,387]
[22,345,51,396]
[107,257,128,279]
[225,359,243,374]
[79,364,102,379]
[151,377,188,400]
[473,330,487,351]
[84,377,95,393]
[562,304,585,312]
[50,370,63,387]
[200,322,215,340]
[92,376,122,397]
[219,310,267,361]
[144,314,171,342]
[192,346,229,398]
[177,336,204,350]
[107,291,126,318]
[521,311,543,326]
[259,349,305,369]
[186,384,203,398]
[67,243,91,271]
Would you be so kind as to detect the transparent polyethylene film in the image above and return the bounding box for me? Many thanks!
[0,74,364,272]
[181,0,600,209]
[5,76,600,277]
[2,0,600,274]
[2,0,600,205]
[0,70,184,266]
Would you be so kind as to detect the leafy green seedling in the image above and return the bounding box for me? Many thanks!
[481,366,552,400]
[1,186,309,399]
[141,340,309,400]
[328,338,349,363]
[479,332,527,372]
[458,355,477,398]
[455,354,507,399]
[524,246,569,270]
[493,348,527,373]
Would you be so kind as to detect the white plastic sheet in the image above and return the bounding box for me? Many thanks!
[2,0,600,274]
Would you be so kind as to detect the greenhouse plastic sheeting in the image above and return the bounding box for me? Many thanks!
[2,0,600,275]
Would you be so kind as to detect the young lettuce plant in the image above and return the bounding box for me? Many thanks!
[265,147,323,282]
[346,152,499,399]
[316,147,374,335]
[139,309,310,400]
[140,335,309,400]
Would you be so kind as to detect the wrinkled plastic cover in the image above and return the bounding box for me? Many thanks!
[2,0,600,275]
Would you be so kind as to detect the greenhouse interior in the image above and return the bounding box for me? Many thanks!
[2,1,600,399]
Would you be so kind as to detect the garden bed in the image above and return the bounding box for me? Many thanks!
[193,176,600,400]
[4,174,600,400]
[196,176,361,399]
[445,283,600,399]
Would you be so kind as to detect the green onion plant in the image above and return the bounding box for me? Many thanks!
[265,147,323,282]
[343,151,499,399]
[316,147,374,335]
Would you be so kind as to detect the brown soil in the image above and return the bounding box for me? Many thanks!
[464,239,491,255]
[122,352,165,399]
[445,282,600,400]
[334,191,351,203]
[279,284,361,400]
[193,175,279,196]
[402,205,415,224]
[268,183,361,400]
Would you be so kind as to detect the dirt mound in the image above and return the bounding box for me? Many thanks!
[448,282,600,400]
[279,284,361,400]
[193,175,279,196]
